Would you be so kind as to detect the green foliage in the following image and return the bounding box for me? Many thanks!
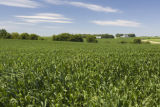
[0,29,12,39]
[69,35,83,42]
[30,34,39,40]
[53,33,71,41]
[0,29,8,39]
[116,33,124,37]
[38,37,45,40]
[53,33,83,42]
[99,34,114,38]
[19,33,39,40]
[75,34,114,39]
[133,38,141,44]
[86,36,98,43]
[0,30,40,40]
[0,39,159,106]
[11,32,20,39]
[120,40,127,44]
[20,33,30,40]
[6,33,12,39]
[128,33,136,37]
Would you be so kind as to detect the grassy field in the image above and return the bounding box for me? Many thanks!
[0,39,160,106]
[145,39,160,42]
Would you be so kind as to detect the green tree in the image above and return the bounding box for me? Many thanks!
[53,33,84,42]
[6,33,12,39]
[128,34,136,37]
[101,34,114,38]
[53,33,71,41]
[133,38,141,44]
[0,29,8,39]
[38,37,45,40]
[30,34,39,40]
[69,35,83,42]
[115,34,123,38]
[11,32,20,39]
[20,33,30,40]
[86,36,98,43]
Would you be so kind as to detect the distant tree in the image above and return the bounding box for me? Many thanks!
[116,34,124,38]
[128,34,136,37]
[20,33,30,40]
[6,33,12,39]
[30,34,39,40]
[69,35,83,42]
[38,37,45,40]
[70,34,114,39]
[53,33,83,42]
[0,29,8,39]
[101,34,114,38]
[53,33,71,41]
[11,32,20,39]
[82,34,93,38]
[86,36,98,43]
[133,38,141,44]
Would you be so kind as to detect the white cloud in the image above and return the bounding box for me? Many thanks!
[42,26,61,29]
[46,0,119,13]
[0,0,41,8]
[69,2,118,13]
[46,0,66,4]
[92,20,141,27]
[0,21,35,25]
[15,13,73,23]
[16,13,71,20]
[24,19,72,23]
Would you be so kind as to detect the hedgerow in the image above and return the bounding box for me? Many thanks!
[86,36,98,43]
[53,33,83,42]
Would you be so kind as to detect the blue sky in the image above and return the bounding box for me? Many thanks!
[0,0,160,36]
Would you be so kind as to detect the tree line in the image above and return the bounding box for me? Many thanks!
[0,29,136,43]
[77,34,114,38]
[52,33,84,42]
[52,33,99,43]
[116,33,136,37]
[0,29,40,40]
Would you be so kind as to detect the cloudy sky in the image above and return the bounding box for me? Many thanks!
[0,0,159,36]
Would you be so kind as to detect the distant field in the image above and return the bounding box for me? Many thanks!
[0,39,160,106]
[146,39,160,42]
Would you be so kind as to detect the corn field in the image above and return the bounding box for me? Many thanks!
[0,39,160,106]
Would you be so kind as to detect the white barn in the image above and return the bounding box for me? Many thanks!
[121,34,129,38]
[96,36,102,39]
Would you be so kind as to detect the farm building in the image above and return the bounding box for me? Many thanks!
[96,36,102,39]
[121,34,129,38]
